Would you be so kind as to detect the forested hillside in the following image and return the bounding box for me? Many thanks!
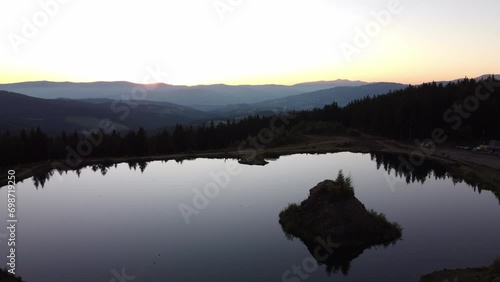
[1,77,498,167]
[297,77,500,141]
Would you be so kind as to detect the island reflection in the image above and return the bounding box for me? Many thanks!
[279,171,402,275]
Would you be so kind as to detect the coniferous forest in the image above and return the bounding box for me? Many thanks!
[1,77,499,167]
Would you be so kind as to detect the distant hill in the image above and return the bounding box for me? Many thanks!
[0,80,368,107]
[0,91,210,133]
[474,74,500,81]
[293,79,367,88]
[207,83,407,117]
[253,82,407,110]
[435,74,500,84]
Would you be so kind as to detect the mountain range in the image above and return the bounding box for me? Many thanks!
[0,75,496,133]
[0,79,368,107]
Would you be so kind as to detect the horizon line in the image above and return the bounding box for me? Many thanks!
[0,73,498,87]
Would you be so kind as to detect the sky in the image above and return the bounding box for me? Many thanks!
[0,0,499,86]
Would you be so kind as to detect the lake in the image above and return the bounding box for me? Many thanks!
[1,152,499,282]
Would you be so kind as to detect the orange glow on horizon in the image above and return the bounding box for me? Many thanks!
[1,70,498,87]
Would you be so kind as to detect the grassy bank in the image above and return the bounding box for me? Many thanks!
[420,258,500,282]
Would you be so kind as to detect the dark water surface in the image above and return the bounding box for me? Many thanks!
[1,152,499,282]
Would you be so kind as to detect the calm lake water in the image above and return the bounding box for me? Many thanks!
[1,152,499,282]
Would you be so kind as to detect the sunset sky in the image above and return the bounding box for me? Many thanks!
[1,0,499,85]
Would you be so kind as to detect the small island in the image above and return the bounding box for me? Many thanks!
[279,171,402,274]
[238,155,269,166]
[279,171,402,246]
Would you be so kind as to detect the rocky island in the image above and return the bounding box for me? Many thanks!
[279,171,403,274]
[238,155,269,166]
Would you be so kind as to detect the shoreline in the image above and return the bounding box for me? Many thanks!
[1,135,499,195]
[420,258,500,282]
